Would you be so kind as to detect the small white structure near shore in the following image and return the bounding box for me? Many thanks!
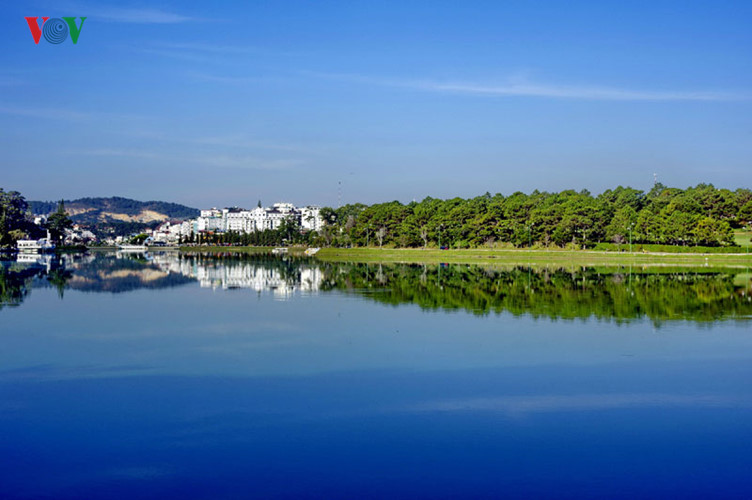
[16,238,55,253]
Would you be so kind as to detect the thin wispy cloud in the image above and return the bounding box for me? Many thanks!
[157,42,271,55]
[404,393,752,416]
[133,41,298,64]
[98,7,192,24]
[185,71,279,85]
[195,155,304,171]
[309,72,749,102]
[70,148,304,171]
[136,48,216,64]
[0,105,93,121]
[60,3,193,24]
[89,128,326,156]
[111,130,316,152]
[0,105,150,122]
[73,148,170,160]
[194,135,312,153]
[420,81,745,101]
[0,363,155,382]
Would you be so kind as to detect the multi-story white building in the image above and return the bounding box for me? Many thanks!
[272,202,296,214]
[223,208,248,233]
[197,208,224,232]
[151,220,194,243]
[301,206,322,231]
[176,202,323,239]
[246,207,267,232]
[194,202,324,235]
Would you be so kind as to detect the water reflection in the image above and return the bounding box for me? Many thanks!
[2,253,752,499]
[0,254,70,307]
[323,262,752,324]
[156,253,322,296]
[2,251,751,324]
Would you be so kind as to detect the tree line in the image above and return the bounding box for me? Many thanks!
[0,189,72,247]
[4,184,752,249]
[0,189,37,247]
[318,183,751,248]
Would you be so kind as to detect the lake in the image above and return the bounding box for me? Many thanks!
[2,251,752,498]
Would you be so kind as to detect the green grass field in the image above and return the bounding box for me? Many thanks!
[178,245,752,268]
[313,247,752,267]
[734,229,752,249]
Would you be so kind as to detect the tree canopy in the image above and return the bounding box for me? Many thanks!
[320,184,747,248]
[0,189,40,247]
[45,200,73,243]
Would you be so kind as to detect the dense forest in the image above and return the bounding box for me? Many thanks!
[317,183,751,248]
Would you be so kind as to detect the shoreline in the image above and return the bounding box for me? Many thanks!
[173,245,752,267]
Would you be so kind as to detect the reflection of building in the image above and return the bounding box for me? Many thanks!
[15,253,57,272]
[149,254,323,298]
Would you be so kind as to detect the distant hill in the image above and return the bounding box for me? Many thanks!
[30,197,199,224]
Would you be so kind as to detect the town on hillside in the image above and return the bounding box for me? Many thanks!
[28,201,323,246]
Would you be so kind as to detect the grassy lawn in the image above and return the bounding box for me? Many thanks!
[314,247,752,267]
[734,229,752,249]
[175,245,752,267]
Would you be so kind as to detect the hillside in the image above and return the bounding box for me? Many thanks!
[28,196,199,238]
[30,197,199,224]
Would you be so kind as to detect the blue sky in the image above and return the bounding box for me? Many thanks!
[3,1,752,208]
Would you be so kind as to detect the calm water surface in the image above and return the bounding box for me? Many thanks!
[2,252,752,498]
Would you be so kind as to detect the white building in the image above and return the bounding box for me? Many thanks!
[190,202,323,235]
[152,220,195,243]
[64,225,97,244]
[301,206,322,231]
[247,207,267,232]
[272,202,296,214]
[265,207,289,230]
[223,208,248,233]
[200,208,222,218]
[197,210,223,232]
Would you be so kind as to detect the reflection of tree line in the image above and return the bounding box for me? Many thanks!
[0,260,71,308]
[0,265,37,308]
[315,263,752,324]
[3,253,752,324]
[0,253,194,308]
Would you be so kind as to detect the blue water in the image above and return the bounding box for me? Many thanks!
[1,253,752,498]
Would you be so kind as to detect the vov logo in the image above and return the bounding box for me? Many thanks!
[25,17,86,44]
